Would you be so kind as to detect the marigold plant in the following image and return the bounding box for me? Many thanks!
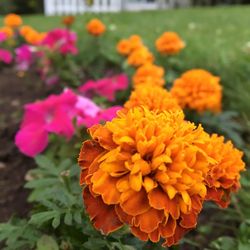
[127,46,154,67]
[132,63,165,87]
[78,107,219,247]
[4,13,23,28]
[156,31,185,55]
[204,134,245,208]
[62,15,75,27]
[171,69,222,113]
[86,18,106,36]
[124,85,181,113]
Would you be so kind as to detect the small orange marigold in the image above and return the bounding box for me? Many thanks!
[156,32,185,55]
[132,63,165,87]
[86,18,106,36]
[204,134,245,208]
[171,69,222,113]
[4,13,23,28]
[127,46,154,67]
[62,15,75,26]
[124,86,181,113]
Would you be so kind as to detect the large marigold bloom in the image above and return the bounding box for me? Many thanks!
[133,63,165,87]
[4,14,23,28]
[124,86,181,113]
[203,134,245,208]
[127,46,154,67]
[86,18,106,36]
[78,107,215,247]
[156,32,185,55]
[171,69,222,113]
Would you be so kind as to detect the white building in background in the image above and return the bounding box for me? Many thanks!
[44,0,191,16]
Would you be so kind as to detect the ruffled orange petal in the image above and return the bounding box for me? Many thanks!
[149,229,161,243]
[160,216,176,238]
[131,226,149,242]
[89,124,116,150]
[148,188,169,210]
[163,225,189,247]
[115,205,134,225]
[83,187,123,234]
[120,189,150,216]
[180,212,197,228]
[134,208,164,233]
[91,169,120,204]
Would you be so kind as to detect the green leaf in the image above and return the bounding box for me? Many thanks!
[29,211,58,227]
[64,212,73,226]
[83,238,106,249]
[36,235,59,250]
[52,214,60,229]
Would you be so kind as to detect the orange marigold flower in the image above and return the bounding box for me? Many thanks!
[156,32,185,55]
[78,107,215,247]
[203,134,245,208]
[127,46,154,67]
[128,35,143,51]
[86,18,106,36]
[19,25,35,37]
[132,63,165,87]
[116,39,132,56]
[124,85,181,113]
[25,30,46,45]
[62,15,75,26]
[116,35,143,56]
[4,13,23,28]
[0,26,13,38]
[171,69,222,113]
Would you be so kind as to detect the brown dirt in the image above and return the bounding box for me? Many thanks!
[0,67,59,222]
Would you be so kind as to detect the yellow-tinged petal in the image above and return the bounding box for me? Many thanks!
[143,177,157,193]
[129,172,142,191]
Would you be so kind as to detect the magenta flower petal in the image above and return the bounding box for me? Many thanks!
[15,124,48,157]
[0,49,12,64]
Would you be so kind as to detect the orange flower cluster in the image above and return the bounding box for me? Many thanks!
[19,25,46,45]
[132,63,165,87]
[4,13,23,28]
[204,134,245,208]
[86,18,106,36]
[124,85,181,113]
[156,32,185,55]
[171,69,222,113]
[116,35,155,67]
[78,107,245,247]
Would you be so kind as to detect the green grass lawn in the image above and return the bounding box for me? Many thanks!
[1,6,250,117]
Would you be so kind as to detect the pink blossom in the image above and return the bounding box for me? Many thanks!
[15,45,33,71]
[0,49,12,64]
[78,106,121,128]
[15,89,78,157]
[79,74,129,101]
[42,28,78,55]
[15,88,122,157]
[0,32,7,43]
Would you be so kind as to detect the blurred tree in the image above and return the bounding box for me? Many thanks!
[0,0,44,15]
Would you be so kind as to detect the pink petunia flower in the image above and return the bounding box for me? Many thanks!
[15,45,33,71]
[0,32,7,43]
[42,28,78,55]
[0,49,12,64]
[79,74,129,101]
[77,105,122,128]
[15,89,78,157]
[15,88,121,157]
